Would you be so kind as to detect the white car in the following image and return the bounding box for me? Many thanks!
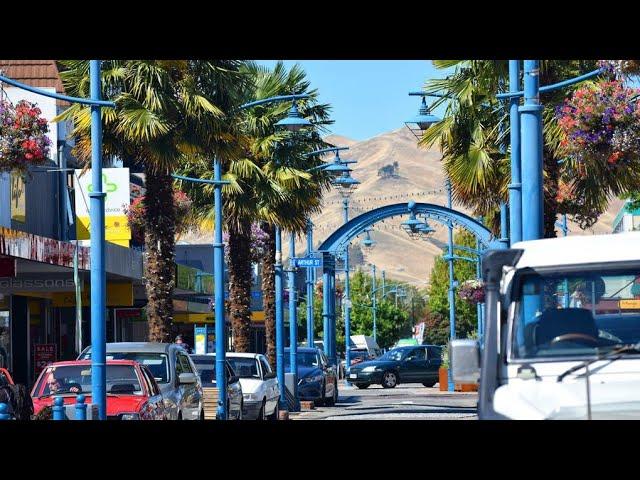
[226,353,280,420]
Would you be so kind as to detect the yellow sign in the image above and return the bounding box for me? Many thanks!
[175,313,214,324]
[173,311,265,324]
[52,283,133,307]
[620,299,640,309]
[10,173,26,223]
[76,215,131,242]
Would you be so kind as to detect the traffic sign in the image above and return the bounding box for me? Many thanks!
[292,256,323,268]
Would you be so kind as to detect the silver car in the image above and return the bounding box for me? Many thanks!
[78,342,204,420]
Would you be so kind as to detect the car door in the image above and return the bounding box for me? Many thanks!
[140,365,166,420]
[427,346,442,379]
[176,352,201,420]
[402,347,429,382]
[226,362,242,419]
[319,351,335,397]
[259,355,278,413]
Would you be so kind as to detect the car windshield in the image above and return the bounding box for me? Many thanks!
[227,358,260,379]
[285,352,320,368]
[379,349,405,361]
[35,364,143,397]
[80,351,170,383]
[512,268,640,359]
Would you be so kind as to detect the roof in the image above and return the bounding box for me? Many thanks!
[512,232,640,269]
[45,359,138,366]
[286,347,319,353]
[0,60,67,106]
[87,342,175,354]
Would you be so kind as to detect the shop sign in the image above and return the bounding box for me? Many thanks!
[0,274,76,293]
[620,299,640,309]
[52,282,133,307]
[75,168,131,242]
[10,173,26,223]
[34,343,56,377]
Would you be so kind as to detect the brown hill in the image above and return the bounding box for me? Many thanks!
[181,128,623,285]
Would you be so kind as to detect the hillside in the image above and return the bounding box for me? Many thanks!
[180,127,624,285]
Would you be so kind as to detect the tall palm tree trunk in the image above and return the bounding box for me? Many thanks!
[261,222,276,369]
[228,219,253,352]
[144,166,176,342]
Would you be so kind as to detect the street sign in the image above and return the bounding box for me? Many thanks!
[292,257,323,268]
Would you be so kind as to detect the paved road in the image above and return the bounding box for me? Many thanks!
[290,381,478,420]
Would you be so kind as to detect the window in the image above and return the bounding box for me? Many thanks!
[511,268,640,360]
[260,357,272,377]
[406,348,426,361]
[178,354,194,374]
[227,357,260,379]
[427,347,442,360]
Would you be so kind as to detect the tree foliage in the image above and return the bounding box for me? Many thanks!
[424,229,479,345]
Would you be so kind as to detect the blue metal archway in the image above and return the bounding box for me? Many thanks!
[315,202,502,367]
[318,202,501,254]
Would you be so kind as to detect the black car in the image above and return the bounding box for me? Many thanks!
[285,347,338,406]
[346,345,442,389]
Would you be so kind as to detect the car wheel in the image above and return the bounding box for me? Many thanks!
[237,401,243,420]
[268,400,279,421]
[382,371,398,388]
[200,409,205,421]
[177,411,183,420]
[258,399,267,421]
[355,383,370,389]
[423,381,437,388]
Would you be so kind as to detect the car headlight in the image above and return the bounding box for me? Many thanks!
[120,413,140,420]
[243,393,259,401]
[362,366,381,373]
[303,374,323,384]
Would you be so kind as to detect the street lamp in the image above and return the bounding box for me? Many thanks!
[404,95,441,140]
[417,217,436,239]
[401,204,428,239]
[332,169,360,198]
[361,227,376,255]
[174,93,313,419]
[305,147,356,357]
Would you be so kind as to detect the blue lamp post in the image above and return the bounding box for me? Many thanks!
[1,61,115,419]
[174,93,312,419]
[303,146,355,351]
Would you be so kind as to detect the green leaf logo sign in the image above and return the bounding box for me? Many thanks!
[87,174,118,194]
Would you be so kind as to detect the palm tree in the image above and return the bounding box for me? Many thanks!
[57,60,246,342]
[179,61,332,364]
[420,60,614,237]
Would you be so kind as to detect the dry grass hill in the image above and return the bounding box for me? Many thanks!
[180,127,624,286]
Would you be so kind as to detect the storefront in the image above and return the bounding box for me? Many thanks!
[0,226,143,385]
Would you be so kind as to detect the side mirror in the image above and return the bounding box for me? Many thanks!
[228,375,239,384]
[264,372,276,380]
[178,372,197,385]
[450,339,480,384]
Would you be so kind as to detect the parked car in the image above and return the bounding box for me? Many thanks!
[31,359,167,419]
[79,342,203,420]
[225,353,279,420]
[285,347,338,406]
[338,349,371,379]
[346,345,442,389]
[189,354,243,420]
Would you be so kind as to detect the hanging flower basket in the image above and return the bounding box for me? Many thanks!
[0,99,51,174]
[556,79,640,170]
[598,60,640,78]
[458,279,485,305]
[124,189,193,243]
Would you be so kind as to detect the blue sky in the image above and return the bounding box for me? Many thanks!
[258,60,451,141]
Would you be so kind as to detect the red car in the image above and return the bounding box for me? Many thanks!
[31,360,166,420]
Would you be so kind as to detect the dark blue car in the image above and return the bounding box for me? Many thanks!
[285,347,338,406]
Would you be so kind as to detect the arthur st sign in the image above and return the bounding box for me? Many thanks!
[291,256,323,268]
